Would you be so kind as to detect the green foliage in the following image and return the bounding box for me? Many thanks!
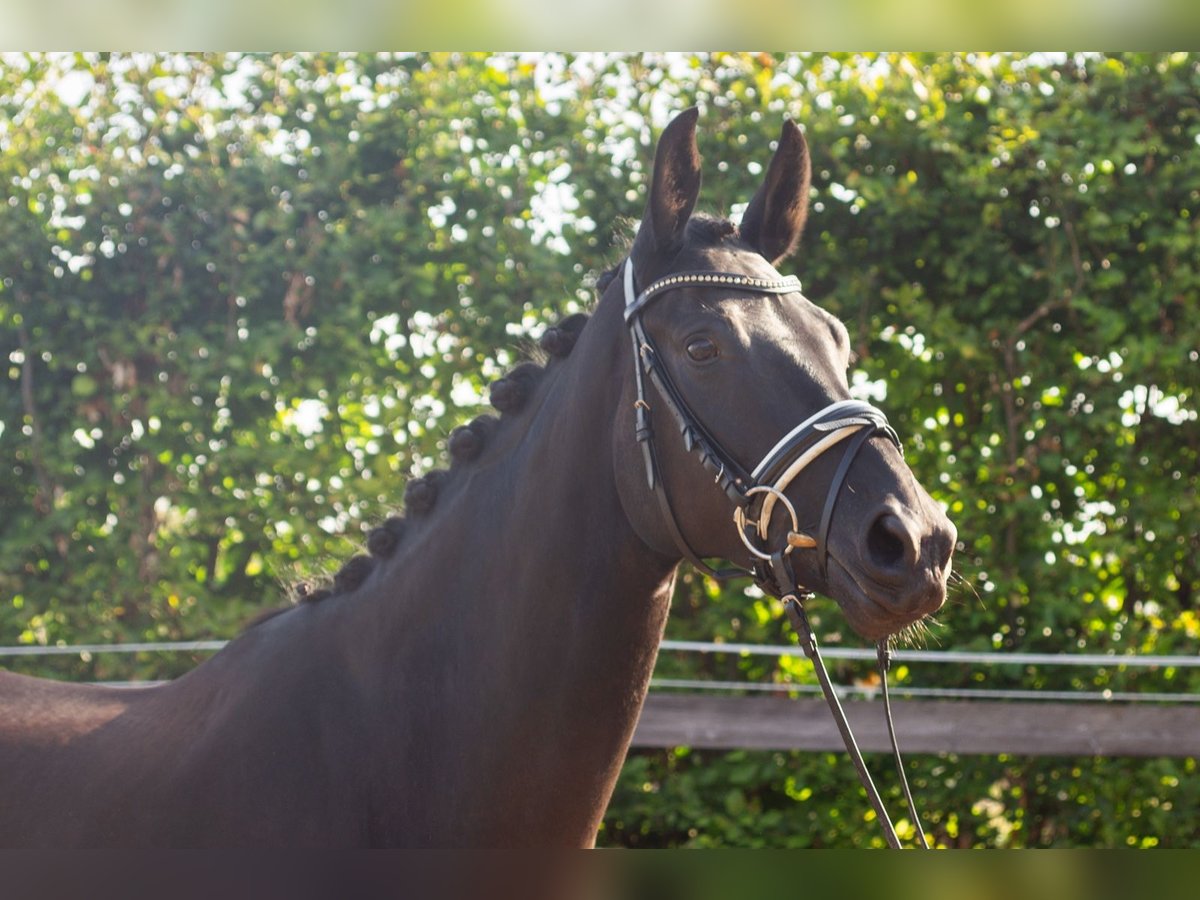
[1,53,1197,846]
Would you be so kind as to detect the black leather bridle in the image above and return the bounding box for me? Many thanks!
[623,257,929,849]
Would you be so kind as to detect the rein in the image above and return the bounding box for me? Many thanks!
[622,258,928,850]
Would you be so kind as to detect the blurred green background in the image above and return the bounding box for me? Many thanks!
[1,52,1198,847]
[5,1,1200,48]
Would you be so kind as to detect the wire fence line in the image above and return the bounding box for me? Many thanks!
[0,640,228,658]
[649,678,1200,704]
[3,637,1197,668]
[658,640,1200,669]
[5,638,1198,704]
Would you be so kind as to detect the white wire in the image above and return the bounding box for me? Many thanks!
[2,638,1197,670]
[0,640,228,657]
[659,640,1200,669]
[76,676,1200,703]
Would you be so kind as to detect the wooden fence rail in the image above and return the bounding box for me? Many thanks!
[632,694,1200,757]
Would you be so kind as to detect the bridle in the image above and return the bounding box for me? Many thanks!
[622,257,929,850]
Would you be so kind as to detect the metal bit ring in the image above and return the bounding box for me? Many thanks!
[733,485,802,561]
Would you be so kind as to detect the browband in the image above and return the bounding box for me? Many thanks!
[624,269,802,321]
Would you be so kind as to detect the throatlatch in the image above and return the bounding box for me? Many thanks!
[622,257,928,850]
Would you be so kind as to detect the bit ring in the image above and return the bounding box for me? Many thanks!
[733,485,801,561]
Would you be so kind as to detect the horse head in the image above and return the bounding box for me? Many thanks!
[611,108,957,640]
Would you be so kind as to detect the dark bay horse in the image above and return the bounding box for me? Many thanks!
[0,109,955,847]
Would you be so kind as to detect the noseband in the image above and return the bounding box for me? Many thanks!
[622,258,928,849]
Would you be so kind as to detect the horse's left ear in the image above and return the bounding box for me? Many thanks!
[739,119,812,265]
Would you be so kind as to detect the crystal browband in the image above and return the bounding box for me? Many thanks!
[624,271,802,321]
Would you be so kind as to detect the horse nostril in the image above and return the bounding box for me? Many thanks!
[865,513,914,572]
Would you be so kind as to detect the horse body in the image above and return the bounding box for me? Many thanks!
[0,110,955,847]
[0,618,371,845]
[0,288,677,846]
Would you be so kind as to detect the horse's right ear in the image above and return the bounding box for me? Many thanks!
[632,107,702,266]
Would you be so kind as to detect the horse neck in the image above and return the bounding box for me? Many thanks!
[336,285,679,841]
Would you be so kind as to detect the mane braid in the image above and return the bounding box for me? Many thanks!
[404,469,447,515]
[594,265,620,294]
[686,213,739,243]
[539,313,588,359]
[242,307,593,631]
[489,361,544,414]
[366,515,408,557]
[448,415,498,465]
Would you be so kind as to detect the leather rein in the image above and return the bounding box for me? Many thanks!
[623,258,928,849]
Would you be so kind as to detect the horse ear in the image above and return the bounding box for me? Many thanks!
[739,119,812,265]
[632,107,702,264]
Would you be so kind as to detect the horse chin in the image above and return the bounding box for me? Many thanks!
[822,555,929,642]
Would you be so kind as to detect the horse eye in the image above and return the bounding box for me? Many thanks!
[686,337,719,362]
